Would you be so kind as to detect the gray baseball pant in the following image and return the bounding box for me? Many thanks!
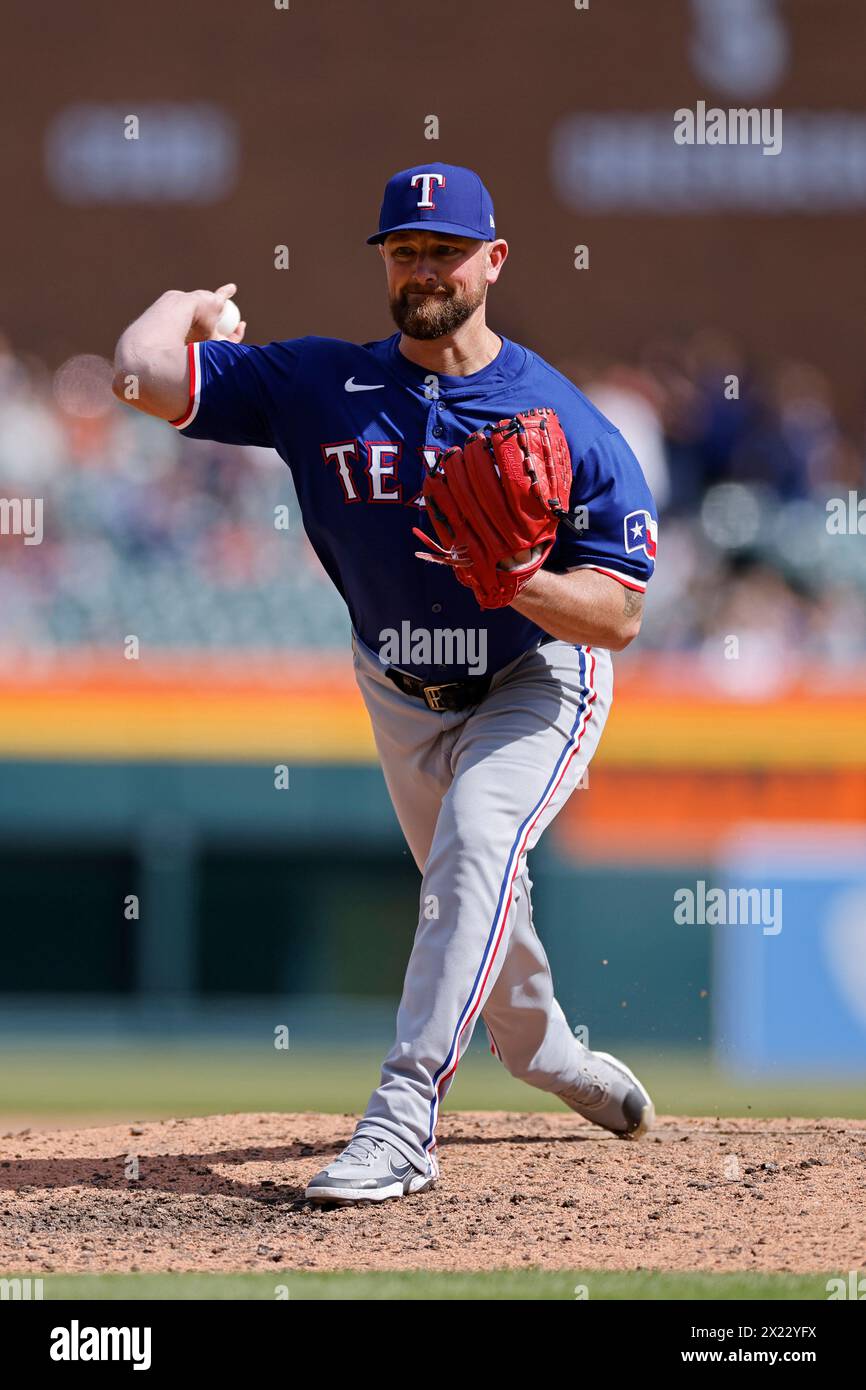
[349,632,614,1176]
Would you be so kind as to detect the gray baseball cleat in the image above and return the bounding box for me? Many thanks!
[555,1048,655,1138]
[305,1134,438,1205]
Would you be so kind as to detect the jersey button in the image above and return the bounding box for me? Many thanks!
[432,425,444,437]
[432,603,442,613]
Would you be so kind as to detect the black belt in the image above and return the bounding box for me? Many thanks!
[384,667,492,712]
[383,635,559,713]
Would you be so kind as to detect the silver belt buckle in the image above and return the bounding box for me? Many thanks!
[422,682,454,711]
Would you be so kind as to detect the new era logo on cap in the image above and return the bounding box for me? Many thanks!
[367,164,496,244]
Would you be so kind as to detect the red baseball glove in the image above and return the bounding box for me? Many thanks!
[413,407,574,610]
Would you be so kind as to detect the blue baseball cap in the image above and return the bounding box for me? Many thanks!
[367,163,497,244]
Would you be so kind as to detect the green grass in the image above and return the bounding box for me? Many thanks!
[0,1269,840,1300]
[0,1043,863,1124]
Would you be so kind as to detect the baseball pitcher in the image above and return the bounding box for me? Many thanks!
[113,164,659,1204]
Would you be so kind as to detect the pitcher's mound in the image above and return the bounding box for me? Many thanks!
[1,1111,863,1274]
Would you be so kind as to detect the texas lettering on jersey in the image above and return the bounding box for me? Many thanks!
[321,440,439,507]
[171,332,658,678]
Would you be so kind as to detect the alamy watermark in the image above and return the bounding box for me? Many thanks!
[826,492,866,535]
[50,1322,151,1370]
[674,880,782,936]
[1,1277,44,1300]
[674,101,783,157]
[378,622,488,676]
[0,497,43,545]
[826,1271,866,1300]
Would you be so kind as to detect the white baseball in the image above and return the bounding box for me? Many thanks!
[500,546,543,571]
[214,299,241,336]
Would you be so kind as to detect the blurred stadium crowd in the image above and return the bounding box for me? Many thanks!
[0,328,864,675]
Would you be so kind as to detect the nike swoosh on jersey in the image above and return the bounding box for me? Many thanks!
[345,377,385,392]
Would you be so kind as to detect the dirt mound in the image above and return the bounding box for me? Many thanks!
[1,1111,864,1274]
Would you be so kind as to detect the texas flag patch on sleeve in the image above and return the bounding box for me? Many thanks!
[623,510,658,561]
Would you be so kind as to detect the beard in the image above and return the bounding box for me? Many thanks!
[389,277,487,340]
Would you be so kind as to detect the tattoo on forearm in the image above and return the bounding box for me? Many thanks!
[623,588,644,620]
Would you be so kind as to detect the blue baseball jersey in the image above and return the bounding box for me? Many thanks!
[171,332,658,678]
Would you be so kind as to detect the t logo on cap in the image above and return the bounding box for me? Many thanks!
[366,164,497,245]
[410,172,446,209]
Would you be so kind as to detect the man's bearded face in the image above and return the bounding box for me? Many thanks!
[384,235,489,339]
[389,271,488,340]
